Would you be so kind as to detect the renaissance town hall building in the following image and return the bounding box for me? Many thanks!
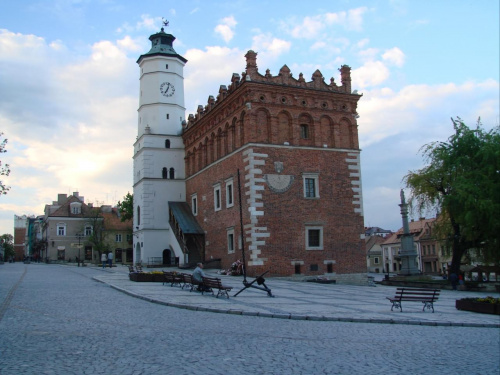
[133,27,366,283]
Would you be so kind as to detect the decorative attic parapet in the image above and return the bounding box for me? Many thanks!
[184,50,356,130]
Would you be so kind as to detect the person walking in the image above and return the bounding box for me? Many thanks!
[107,251,114,268]
[101,252,107,269]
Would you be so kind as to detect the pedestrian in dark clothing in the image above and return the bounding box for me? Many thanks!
[450,272,458,290]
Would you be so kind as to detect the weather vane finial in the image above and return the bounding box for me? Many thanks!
[162,18,169,28]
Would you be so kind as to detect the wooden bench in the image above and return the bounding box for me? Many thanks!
[181,273,201,292]
[129,265,143,273]
[202,276,233,298]
[387,287,440,312]
[162,271,182,287]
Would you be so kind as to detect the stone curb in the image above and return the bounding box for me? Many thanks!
[94,277,500,329]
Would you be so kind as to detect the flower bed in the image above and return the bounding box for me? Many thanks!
[455,297,500,315]
[129,272,154,282]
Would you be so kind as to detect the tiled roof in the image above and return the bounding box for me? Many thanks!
[382,218,436,245]
[102,209,132,231]
[48,195,94,218]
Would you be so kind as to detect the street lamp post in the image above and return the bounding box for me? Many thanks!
[76,233,83,267]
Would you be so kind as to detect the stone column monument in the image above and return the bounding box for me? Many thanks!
[398,190,420,275]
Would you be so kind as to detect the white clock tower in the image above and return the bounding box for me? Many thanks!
[133,27,187,266]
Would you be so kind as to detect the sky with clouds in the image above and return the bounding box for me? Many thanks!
[0,0,498,236]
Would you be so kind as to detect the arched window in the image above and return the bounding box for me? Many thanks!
[162,167,168,179]
[165,139,170,148]
[169,168,175,179]
[137,206,141,225]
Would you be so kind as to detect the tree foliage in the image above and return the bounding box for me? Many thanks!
[404,117,500,274]
[82,207,109,260]
[117,192,133,222]
[1,132,11,195]
[0,233,14,260]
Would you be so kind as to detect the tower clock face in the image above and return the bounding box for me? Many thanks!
[160,82,175,97]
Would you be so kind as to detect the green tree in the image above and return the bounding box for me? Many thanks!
[404,117,500,275]
[1,132,11,195]
[82,207,109,262]
[1,233,14,260]
[117,192,133,222]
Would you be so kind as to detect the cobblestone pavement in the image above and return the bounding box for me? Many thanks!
[94,265,500,328]
[1,263,499,375]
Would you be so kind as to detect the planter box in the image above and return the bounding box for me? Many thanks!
[456,299,500,315]
[129,273,154,282]
[152,274,165,282]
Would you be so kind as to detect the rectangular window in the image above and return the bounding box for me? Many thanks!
[303,173,319,198]
[306,227,323,250]
[115,234,122,242]
[226,179,234,208]
[300,124,309,139]
[126,234,132,242]
[227,228,235,254]
[57,225,66,236]
[214,184,221,211]
[191,194,198,216]
[305,178,316,197]
[85,226,92,236]
[374,257,380,264]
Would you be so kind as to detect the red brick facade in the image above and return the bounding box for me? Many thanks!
[182,51,365,281]
[14,227,26,261]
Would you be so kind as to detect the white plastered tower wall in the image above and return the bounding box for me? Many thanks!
[133,28,187,265]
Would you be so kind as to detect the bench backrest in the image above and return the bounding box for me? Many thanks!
[163,271,175,282]
[395,287,440,301]
[202,276,222,288]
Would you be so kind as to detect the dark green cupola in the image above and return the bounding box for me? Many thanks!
[137,27,187,64]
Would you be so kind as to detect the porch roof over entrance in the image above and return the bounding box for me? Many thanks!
[168,202,204,234]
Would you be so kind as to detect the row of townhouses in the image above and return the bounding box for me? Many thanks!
[366,218,451,276]
[14,192,133,264]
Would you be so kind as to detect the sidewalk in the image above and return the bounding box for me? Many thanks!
[92,265,500,328]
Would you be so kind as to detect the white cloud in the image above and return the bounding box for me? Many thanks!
[382,47,405,67]
[117,14,161,34]
[184,46,245,113]
[0,30,138,235]
[214,16,237,43]
[251,33,291,59]
[358,79,500,148]
[356,38,370,48]
[289,7,368,39]
[358,47,380,61]
[352,60,390,88]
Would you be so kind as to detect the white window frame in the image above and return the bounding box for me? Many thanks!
[305,226,323,250]
[227,227,235,254]
[191,194,198,216]
[214,183,221,211]
[116,234,122,243]
[57,223,66,236]
[225,178,234,208]
[84,225,92,236]
[374,257,380,264]
[303,173,319,198]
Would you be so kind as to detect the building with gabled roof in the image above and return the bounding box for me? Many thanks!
[381,217,443,275]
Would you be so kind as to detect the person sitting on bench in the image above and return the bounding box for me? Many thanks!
[193,263,209,292]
